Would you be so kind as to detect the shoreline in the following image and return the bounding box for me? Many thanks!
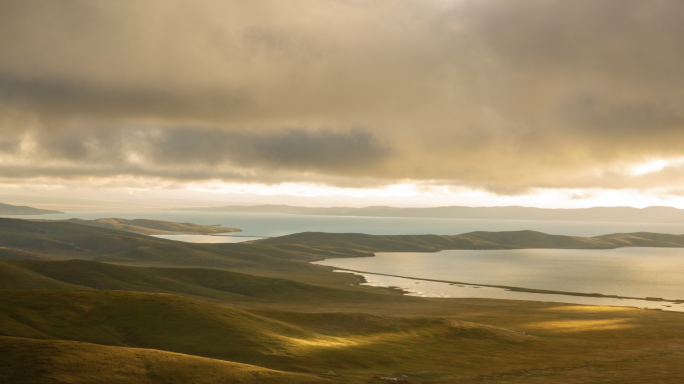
[329,266,684,305]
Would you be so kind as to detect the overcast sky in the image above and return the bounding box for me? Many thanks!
[1,0,684,208]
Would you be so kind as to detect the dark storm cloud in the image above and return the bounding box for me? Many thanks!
[1,0,684,192]
[24,126,391,179]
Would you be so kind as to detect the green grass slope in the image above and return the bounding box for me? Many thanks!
[57,218,241,235]
[0,261,90,290]
[252,229,684,256]
[0,246,60,260]
[462,230,618,249]
[0,259,398,304]
[594,232,684,247]
[0,336,325,384]
[0,290,533,375]
[251,230,618,256]
[3,218,684,275]
[0,218,292,268]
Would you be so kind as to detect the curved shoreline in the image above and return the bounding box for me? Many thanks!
[328,267,684,304]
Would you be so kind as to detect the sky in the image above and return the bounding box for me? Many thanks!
[1,0,684,209]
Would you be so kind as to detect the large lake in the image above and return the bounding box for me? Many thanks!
[312,248,684,300]
[7,210,684,310]
[7,210,684,237]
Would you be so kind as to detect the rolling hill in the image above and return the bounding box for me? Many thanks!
[0,335,324,384]
[3,218,684,272]
[0,290,530,374]
[0,218,295,268]
[0,258,401,304]
[249,230,684,257]
[0,202,62,215]
[46,217,241,235]
[1,289,684,383]
[3,218,684,382]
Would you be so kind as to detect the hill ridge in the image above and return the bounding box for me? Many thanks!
[0,202,62,216]
[172,204,684,224]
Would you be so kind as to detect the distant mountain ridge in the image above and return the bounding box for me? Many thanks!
[0,202,62,215]
[173,204,684,224]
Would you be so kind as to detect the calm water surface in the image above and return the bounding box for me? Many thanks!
[150,234,264,243]
[339,271,684,312]
[7,211,684,237]
[313,248,684,300]
[8,211,684,310]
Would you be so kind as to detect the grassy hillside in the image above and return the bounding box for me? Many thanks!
[249,230,659,255]
[0,261,89,290]
[595,232,684,247]
[54,217,241,235]
[0,336,325,384]
[0,218,299,268]
[2,290,684,383]
[0,290,531,375]
[0,258,403,304]
[3,219,684,271]
[0,202,62,215]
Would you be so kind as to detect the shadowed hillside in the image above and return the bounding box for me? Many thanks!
[2,289,684,383]
[0,218,301,268]
[0,336,326,384]
[0,259,403,304]
[0,290,532,375]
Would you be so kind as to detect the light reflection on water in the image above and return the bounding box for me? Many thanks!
[337,270,684,312]
[151,234,264,243]
[7,211,684,237]
[313,248,684,311]
[313,248,684,299]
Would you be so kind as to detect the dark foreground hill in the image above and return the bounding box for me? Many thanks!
[0,336,323,384]
[2,289,684,383]
[0,202,62,215]
[0,290,530,374]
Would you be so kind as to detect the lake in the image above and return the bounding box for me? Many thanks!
[7,210,684,237]
[150,234,264,243]
[6,210,684,310]
[312,248,684,311]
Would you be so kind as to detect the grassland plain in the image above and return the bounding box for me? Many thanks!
[2,218,684,382]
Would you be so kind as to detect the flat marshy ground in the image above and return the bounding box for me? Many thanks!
[1,218,684,383]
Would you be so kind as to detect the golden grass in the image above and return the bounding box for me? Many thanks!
[0,336,326,384]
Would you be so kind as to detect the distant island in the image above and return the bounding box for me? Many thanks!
[171,204,684,224]
[0,202,63,215]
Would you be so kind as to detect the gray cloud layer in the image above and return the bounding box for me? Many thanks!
[1,0,684,193]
